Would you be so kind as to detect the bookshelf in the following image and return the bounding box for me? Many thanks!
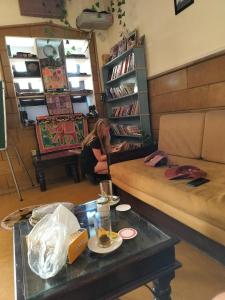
[102,46,151,151]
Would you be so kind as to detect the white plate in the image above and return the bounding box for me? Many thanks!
[116,204,131,212]
[88,235,123,254]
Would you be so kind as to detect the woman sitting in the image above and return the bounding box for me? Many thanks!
[80,119,119,183]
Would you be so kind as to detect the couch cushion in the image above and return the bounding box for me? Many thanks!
[202,110,225,164]
[110,156,225,245]
[158,112,205,158]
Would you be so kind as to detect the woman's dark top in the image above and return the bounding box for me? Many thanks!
[80,138,101,174]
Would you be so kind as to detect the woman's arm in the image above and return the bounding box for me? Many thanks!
[92,148,107,162]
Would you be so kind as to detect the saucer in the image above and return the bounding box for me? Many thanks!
[116,204,131,212]
[88,235,123,254]
[96,196,120,207]
[109,196,120,206]
[118,228,137,239]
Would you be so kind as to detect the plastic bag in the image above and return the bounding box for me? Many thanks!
[27,204,80,279]
[32,202,74,220]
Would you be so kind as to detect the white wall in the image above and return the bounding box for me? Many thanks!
[1,0,225,78]
[105,0,225,77]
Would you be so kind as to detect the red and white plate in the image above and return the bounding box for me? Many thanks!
[118,228,137,239]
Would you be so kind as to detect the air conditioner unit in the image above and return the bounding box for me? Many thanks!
[76,12,113,30]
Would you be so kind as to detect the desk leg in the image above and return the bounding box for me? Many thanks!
[37,168,46,192]
[71,164,80,183]
[152,272,174,300]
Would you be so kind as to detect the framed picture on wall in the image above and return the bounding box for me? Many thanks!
[174,0,194,15]
[19,0,63,18]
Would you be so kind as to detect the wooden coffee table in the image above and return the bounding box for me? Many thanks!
[13,201,181,300]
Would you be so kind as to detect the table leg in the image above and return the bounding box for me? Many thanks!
[35,168,39,183]
[152,272,174,300]
[70,164,80,183]
[37,168,46,192]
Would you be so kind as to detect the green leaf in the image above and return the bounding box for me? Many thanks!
[118,14,122,19]
[118,1,122,6]
[122,11,125,16]
[95,2,100,7]
[62,8,67,16]
[118,8,122,12]
[112,7,115,12]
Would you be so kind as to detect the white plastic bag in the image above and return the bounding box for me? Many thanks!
[27,204,80,279]
[32,202,74,220]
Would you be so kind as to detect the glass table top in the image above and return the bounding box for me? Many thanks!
[15,200,174,300]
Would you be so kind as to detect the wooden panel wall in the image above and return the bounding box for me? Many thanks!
[148,54,225,142]
[0,22,102,195]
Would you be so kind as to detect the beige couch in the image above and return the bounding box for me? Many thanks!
[110,110,225,247]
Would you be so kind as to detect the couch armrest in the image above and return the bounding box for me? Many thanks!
[108,146,153,165]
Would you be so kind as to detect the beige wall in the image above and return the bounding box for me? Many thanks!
[105,0,225,77]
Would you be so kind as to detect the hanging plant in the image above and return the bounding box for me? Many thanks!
[57,0,72,28]
[43,0,72,38]
[92,0,127,36]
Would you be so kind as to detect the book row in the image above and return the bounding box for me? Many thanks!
[111,101,139,117]
[111,123,141,136]
[122,142,142,150]
[113,141,142,151]
[107,82,136,99]
[109,53,135,81]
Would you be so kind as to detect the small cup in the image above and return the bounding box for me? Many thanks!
[94,211,112,248]
[99,180,113,200]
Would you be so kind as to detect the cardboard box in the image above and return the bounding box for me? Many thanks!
[67,229,88,264]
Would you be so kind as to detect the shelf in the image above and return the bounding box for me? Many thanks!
[67,74,92,78]
[19,98,46,106]
[109,115,140,120]
[9,57,38,61]
[103,47,137,68]
[70,90,93,96]
[14,76,41,79]
[65,57,88,60]
[107,92,138,102]
[106,70,136,85]
[112,134,142,139]
[17,94,44,99]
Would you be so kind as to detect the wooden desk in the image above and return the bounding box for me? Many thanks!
[32,149,82,191]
